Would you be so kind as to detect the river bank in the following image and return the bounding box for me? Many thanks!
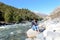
[0,21,31,26]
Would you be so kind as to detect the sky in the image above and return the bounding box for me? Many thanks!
[0,0,60,15]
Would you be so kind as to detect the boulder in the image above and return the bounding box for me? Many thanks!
[26,29,39,38]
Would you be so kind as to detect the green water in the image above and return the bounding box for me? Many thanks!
[0,22,31,40]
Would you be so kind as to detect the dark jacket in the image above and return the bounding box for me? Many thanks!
[31,20,38,27]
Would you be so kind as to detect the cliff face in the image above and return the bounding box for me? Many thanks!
[49,7,60,19]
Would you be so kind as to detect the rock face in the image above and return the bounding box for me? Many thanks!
[49,7,60,19]
[42,7,60,40]
[26,7,60,40]
[43,18,60,40]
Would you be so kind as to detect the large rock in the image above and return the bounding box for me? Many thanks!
[26,29,39,38]
[42,18,60,40]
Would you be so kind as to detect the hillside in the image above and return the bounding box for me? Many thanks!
[49,7,60,19]
[0,2,42,23]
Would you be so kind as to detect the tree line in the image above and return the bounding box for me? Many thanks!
[0,2,43,23]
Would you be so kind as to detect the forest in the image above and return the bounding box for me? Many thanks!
[0,2,43,23]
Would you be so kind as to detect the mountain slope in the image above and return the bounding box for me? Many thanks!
[49,7,60,19]
[0,2,42,23]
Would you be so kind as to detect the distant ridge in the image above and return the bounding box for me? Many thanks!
[33,11,47,18]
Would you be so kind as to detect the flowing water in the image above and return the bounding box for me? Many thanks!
[0,22,31,40]
[1,20,60,40]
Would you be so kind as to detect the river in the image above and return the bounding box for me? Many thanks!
[0,22,32,40]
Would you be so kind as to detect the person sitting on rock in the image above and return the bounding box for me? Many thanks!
[31,19,39,32]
